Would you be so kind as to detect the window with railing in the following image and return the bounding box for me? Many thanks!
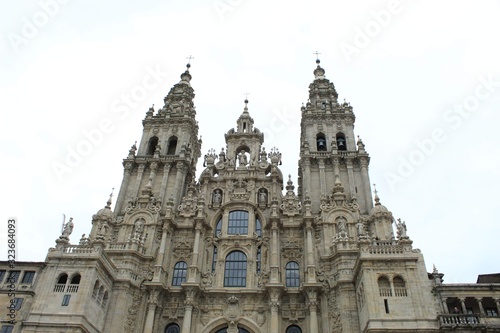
[393,276,407,297]
[378,276,392,297]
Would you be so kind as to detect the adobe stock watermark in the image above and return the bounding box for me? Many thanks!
[7,0,71,52]
[340,0,412,63]
[51,65,170,182]
[385,74,500,191]
[260,106,298,148]
[213,0,245,21]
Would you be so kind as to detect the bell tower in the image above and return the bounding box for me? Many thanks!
[298,58,372,215]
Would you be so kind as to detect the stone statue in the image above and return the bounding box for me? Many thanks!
[212,189,222,204]
[356,221,365,237]
[134,219,144,239]
[62,217,74,238]
[396,219,408,239]
[238,149,248,166]
[258,189,267,204]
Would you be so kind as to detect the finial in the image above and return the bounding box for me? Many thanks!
[243,92,250,104]
[186,55,194,68]
[106,188,114,208]
[373,183,380,204]
[313,51,321,63]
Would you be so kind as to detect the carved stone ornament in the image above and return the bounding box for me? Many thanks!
[226,296,240,320]
[172,240,193,260]
[281,240,303,260]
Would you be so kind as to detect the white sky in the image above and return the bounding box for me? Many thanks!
[1,0,499,283]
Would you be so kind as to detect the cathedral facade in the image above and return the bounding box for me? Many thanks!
[1,60,499,333]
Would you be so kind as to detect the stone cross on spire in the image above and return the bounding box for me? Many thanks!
[313,51,321,60]
[186,55,194,64]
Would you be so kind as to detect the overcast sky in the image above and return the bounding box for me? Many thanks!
[1,0,499,283]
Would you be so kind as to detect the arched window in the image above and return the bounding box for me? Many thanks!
[378,276,392,297]
[286,325,303,333]
[102,291,109,307]
[165,323,180,333]
[316,133,327,151]
[215,218,222,237]
[227,210,248,235]
[147,136,159,155]
[336,132,347,151]
[214,327,250,333]
[393,276,407,297]
[172,261,188,286]
[167,136,178,155]
[92,281,99,298]
[255,218,262,237]
[224,251,247,287]
[285,262,300,287]
[57,274,68,284]
[97,286,105,302]
[212,246,218,273]
[70,274,81,285]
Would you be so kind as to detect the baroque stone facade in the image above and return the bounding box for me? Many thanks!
[1,60,499,333]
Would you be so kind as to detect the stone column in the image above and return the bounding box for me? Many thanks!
[153,225,169,281]
[302,159,311,198]
[305,221,316,282]
[143,290,159,333]
[134,164,146,197]
[318,158,326,195]
[442,299,449,314]
[160,163,171,212]
[143,303,157,333]
[346,159,356,197]
[115,162,133,214]
[477,298,485,315]
[173,161,186,206]
[188,222,202,282]
[270,222,279,283]
[269,288,281,333]
[181,303,194,333]
[459,298,467,314]
[307,290,319,333]
[359,157,371,212]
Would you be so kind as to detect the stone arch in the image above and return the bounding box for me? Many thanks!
[147,136,159,155]
[335,132,347,151]
[316,132,327,151]
[201,317,261,333]
[166,136,178,155]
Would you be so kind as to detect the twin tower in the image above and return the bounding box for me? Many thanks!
[24,60,439,333]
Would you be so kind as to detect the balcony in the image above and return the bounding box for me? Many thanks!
[439,314,484,328]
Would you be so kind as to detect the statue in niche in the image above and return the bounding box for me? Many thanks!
[134,219,144,239]
[237,149,248,166]
[212,189,222,204]
[258,189,267,204]
[356,221,366,237]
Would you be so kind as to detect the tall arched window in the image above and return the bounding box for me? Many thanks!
[215,218,222,237]
[227,211,248,235]
[224,251,247,287]
[172,261,188,286]
[57,274,68,284]
[285,261,300,287]
[286,325,302,333]
[147,136,159,155]
[166,136,178,155]
[393,276,407,297]
[336,132,347,151]
[70,274,81,285]
[316,133,327,151]
[255,218,262,237]
[378,276,392,297]
[165,323,180,333]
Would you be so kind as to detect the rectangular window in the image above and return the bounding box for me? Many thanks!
[13,298,23,310]
[384,299,389,313]
[0,270,5,284]
[227,211,249,235]
[62,294,71,306]
[0,325,14,333]
[486,308,498,316]
[21,271,36,284]
[6,271,20,284]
